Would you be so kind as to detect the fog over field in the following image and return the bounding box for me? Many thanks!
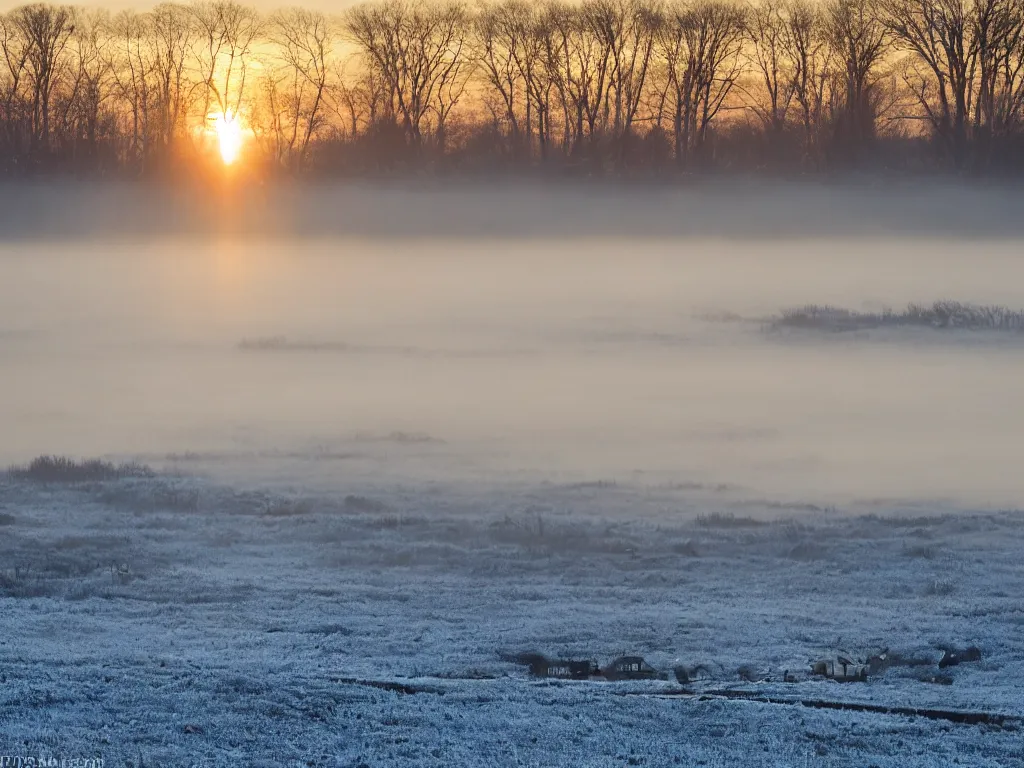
[3,181,1024,767]
[4,180,1024,504]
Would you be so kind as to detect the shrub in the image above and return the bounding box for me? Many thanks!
[8,455,153,483]
[770,301,1024,333]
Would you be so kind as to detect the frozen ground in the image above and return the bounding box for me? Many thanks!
[1,470,1023,767]
[4,182,1024,766]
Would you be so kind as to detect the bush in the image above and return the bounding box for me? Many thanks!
[771,301,1024,333]
[8,455,154,483]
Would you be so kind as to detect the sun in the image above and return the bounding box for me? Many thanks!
[212,109,244,165]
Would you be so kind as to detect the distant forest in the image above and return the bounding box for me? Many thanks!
[1,0,1024,178]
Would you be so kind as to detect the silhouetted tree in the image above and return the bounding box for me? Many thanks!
[882,0,1024,167]
[265,8,335,168]
[656,0,747,167]
[824,0,889,159]
[0,0,1021,175]
[12,3,76,156]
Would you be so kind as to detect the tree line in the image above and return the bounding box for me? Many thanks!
[1,0,1023,176]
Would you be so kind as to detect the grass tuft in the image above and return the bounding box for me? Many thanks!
[8,455,154,483]
[771,301,1024,333]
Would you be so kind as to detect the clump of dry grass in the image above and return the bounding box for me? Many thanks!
[771,301,1024,332]
[8,455,153,483]
[695,512,767,529]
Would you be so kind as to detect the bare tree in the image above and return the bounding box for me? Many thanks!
[345,0,471,153]
[513,2,552,156]
[11,2,76,152]
[0,11,32,159]
[63,9,112,163]
[781,0,833,161]
[107,9,152,161]
[329,64,392,136]
[149,3,195,149]
[743,0,795,136]
[981,0,1024,140]
[585,0,661,163]
[882,0,976,164]
[882,0,1024,166]
[428,2,471,153]
[191,0,262,123]
[824,0,888,154]
[657,0,747,167]
[268,7,336,167]
[0,0,1022,176]
[474,0,528,151]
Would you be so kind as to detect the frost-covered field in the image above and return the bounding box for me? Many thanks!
[4,182,1024,766]
[2,470,1023,767]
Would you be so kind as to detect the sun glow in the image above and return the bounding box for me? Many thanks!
[213,110,243,165]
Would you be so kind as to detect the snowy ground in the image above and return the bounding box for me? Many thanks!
[2,471,1023,767]
[4,184,1024,766]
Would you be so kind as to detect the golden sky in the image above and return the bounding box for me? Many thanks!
[0,0,361,11]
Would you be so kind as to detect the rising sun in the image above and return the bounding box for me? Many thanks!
[213,110,243,165]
